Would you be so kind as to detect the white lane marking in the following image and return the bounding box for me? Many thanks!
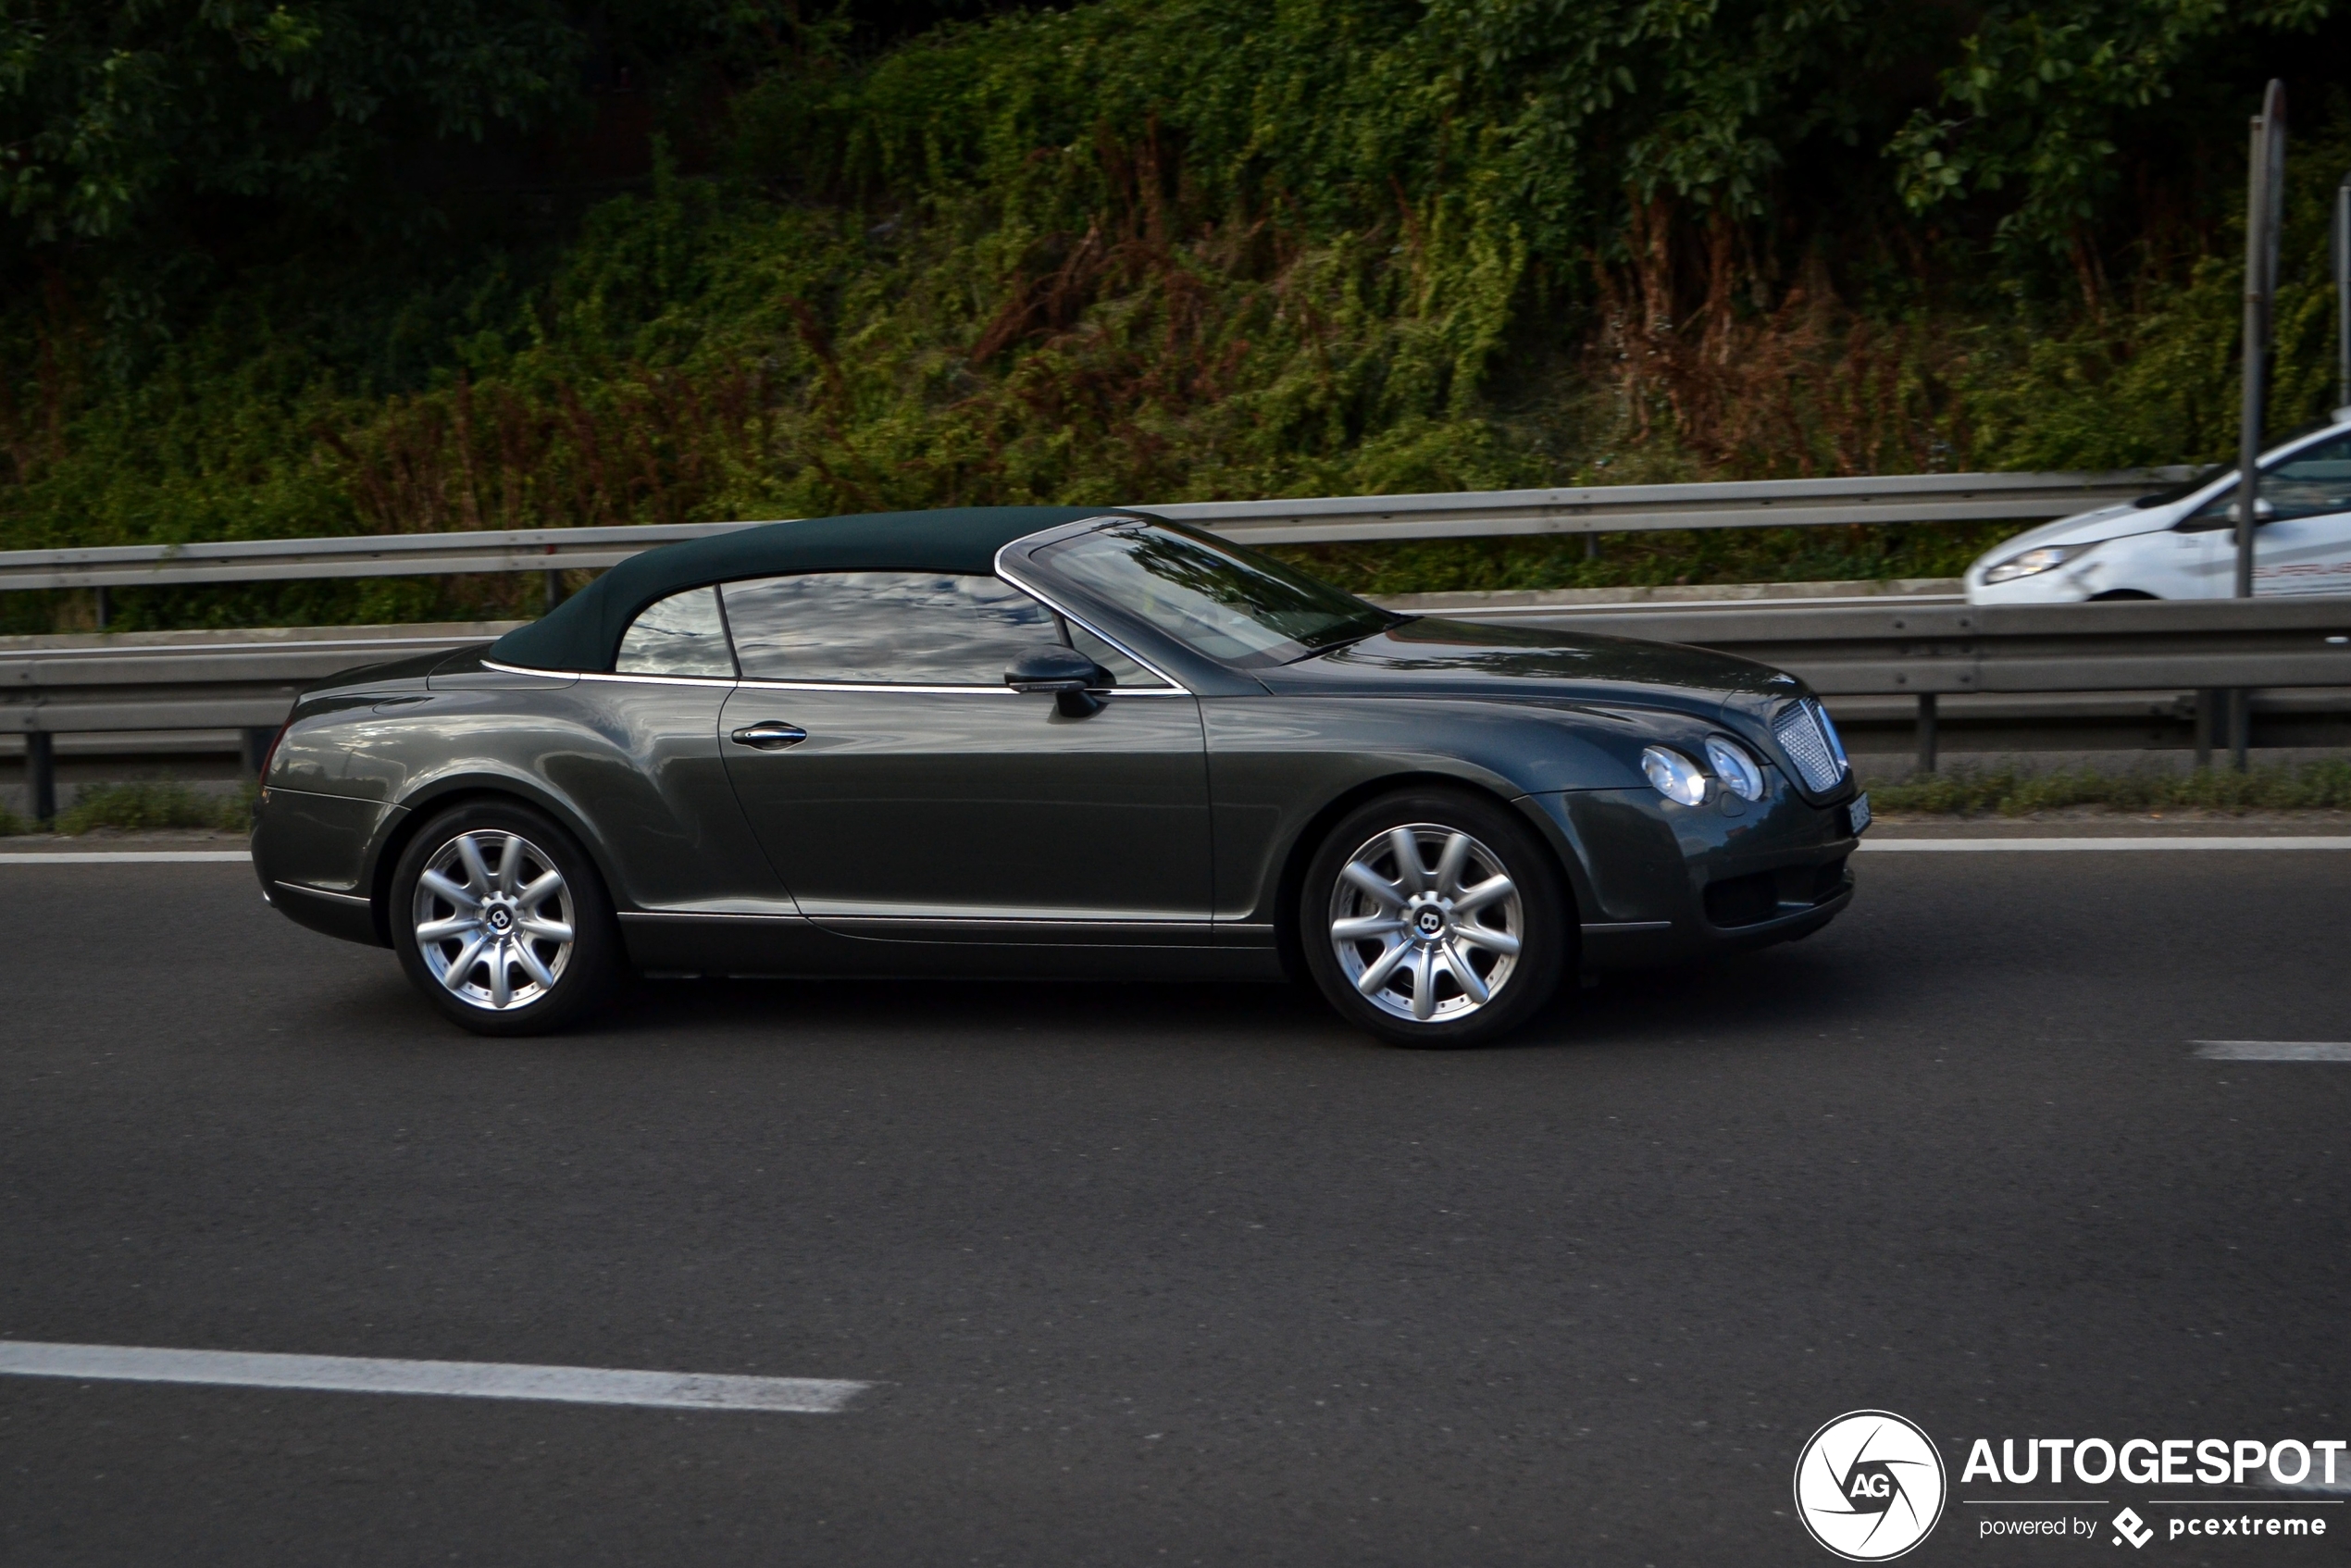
[0,851,250,864]
[2194,1041,2351,1061]
[0,1339,866,1413]
[1859,837,2351,852]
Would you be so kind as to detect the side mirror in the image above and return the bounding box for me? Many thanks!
[1005,645,1106,717]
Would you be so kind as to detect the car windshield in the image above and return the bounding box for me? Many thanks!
[2133,463,2230,508]
[2135,421,2350,507]
[1039,520,1398,667]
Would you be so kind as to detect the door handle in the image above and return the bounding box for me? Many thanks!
[729,721,807,750]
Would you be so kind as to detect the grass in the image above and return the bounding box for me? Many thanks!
[45,780,255,835]
[1865,762,2351,815]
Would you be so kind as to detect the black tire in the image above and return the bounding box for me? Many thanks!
[1298,788,1571,1048]
[390,801,622,1037]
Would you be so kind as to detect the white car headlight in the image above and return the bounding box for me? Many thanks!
[1983,542,2095,584]
[1704,736,1765,801]
[1641,745,1709,806]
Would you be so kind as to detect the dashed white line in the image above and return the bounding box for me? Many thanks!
[2194,1041,2351,1062]
[0,1339,866,1413]
[1859,838,2351,852]
[0,851,251,864]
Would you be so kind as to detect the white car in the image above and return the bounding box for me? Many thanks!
[1966,420,2351,604]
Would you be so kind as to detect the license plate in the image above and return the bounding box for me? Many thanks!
[1845,792,1872,836]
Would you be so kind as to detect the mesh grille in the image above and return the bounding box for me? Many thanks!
[1773,703,1844,792]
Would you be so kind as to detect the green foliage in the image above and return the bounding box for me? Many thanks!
[1890,1,2332,264]
[0,0,583,261]
[0,796,24,834]
[52,779,254,834]
[6,0,2351,628]
[1868,760,2351,815]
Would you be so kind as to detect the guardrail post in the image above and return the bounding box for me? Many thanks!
[1915,693,1938,776]
[240,727,276,778]
[93,587,108,630]
[2228,689,2253,771]
[25,730,55,824]
[2195,689,2219,769]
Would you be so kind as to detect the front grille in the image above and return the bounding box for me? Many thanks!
[1773,702,1845,793]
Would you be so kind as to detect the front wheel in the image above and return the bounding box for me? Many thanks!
[1298,789,1570,1048]
[390,802,622,1036]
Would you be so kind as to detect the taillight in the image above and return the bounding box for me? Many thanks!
[257,718,293,784]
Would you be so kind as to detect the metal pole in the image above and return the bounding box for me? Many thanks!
[2233,81,2286,770]
[2336,173,2351,419]
[93,587,108,631]
[26,730,55,824]
[1915,692,1938,776]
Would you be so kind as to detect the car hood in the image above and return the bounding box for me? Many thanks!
[1978,500,2181,557]
[1256,616,1798,720]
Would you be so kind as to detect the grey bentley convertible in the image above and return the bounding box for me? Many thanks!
[252,506,1866,1045]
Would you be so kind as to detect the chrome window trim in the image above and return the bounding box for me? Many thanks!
[736,678,1019,696]
[485,660,734,689]
[994,524,1195,696]
[490,537,1196,697]
[482,656,1184,698]
[733,676,1188,697]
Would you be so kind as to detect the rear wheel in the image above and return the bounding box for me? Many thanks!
[391,802,621,1036]
[1299,789,1569,1048]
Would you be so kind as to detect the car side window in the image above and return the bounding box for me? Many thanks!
[2189,435,2351,526]
[615,586,736,678]
[722,571,1062,685]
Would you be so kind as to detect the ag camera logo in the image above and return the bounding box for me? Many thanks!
[1795,1411,1948,1561]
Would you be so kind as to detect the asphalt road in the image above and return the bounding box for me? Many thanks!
[1,847,2347,1566]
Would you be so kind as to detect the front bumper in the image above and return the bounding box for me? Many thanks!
[1527,778,1860,970]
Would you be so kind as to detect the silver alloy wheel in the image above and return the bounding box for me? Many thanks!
[1327,823,1524,1024]
[410,829,575,1011]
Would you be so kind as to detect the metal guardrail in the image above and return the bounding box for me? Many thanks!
[7,594,2351,815]
[0,623,520,817]
[0,469,2194,592]
[1154,469,2195,547]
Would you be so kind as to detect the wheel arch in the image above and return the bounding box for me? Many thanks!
[1267,770,1587,985]
[367,776,622,947]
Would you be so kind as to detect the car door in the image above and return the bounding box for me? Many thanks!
[715,570,1213,939]
[2178,434,2351,598]
[551,584,789,915]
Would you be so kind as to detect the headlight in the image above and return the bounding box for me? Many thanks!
[1983,542,2095,584]
[1704,736,1765,801]
[1641,745,1708,806]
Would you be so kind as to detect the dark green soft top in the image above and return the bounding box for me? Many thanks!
[489,506,1126,673]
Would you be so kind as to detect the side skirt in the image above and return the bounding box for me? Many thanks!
[617,912,1286,981]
